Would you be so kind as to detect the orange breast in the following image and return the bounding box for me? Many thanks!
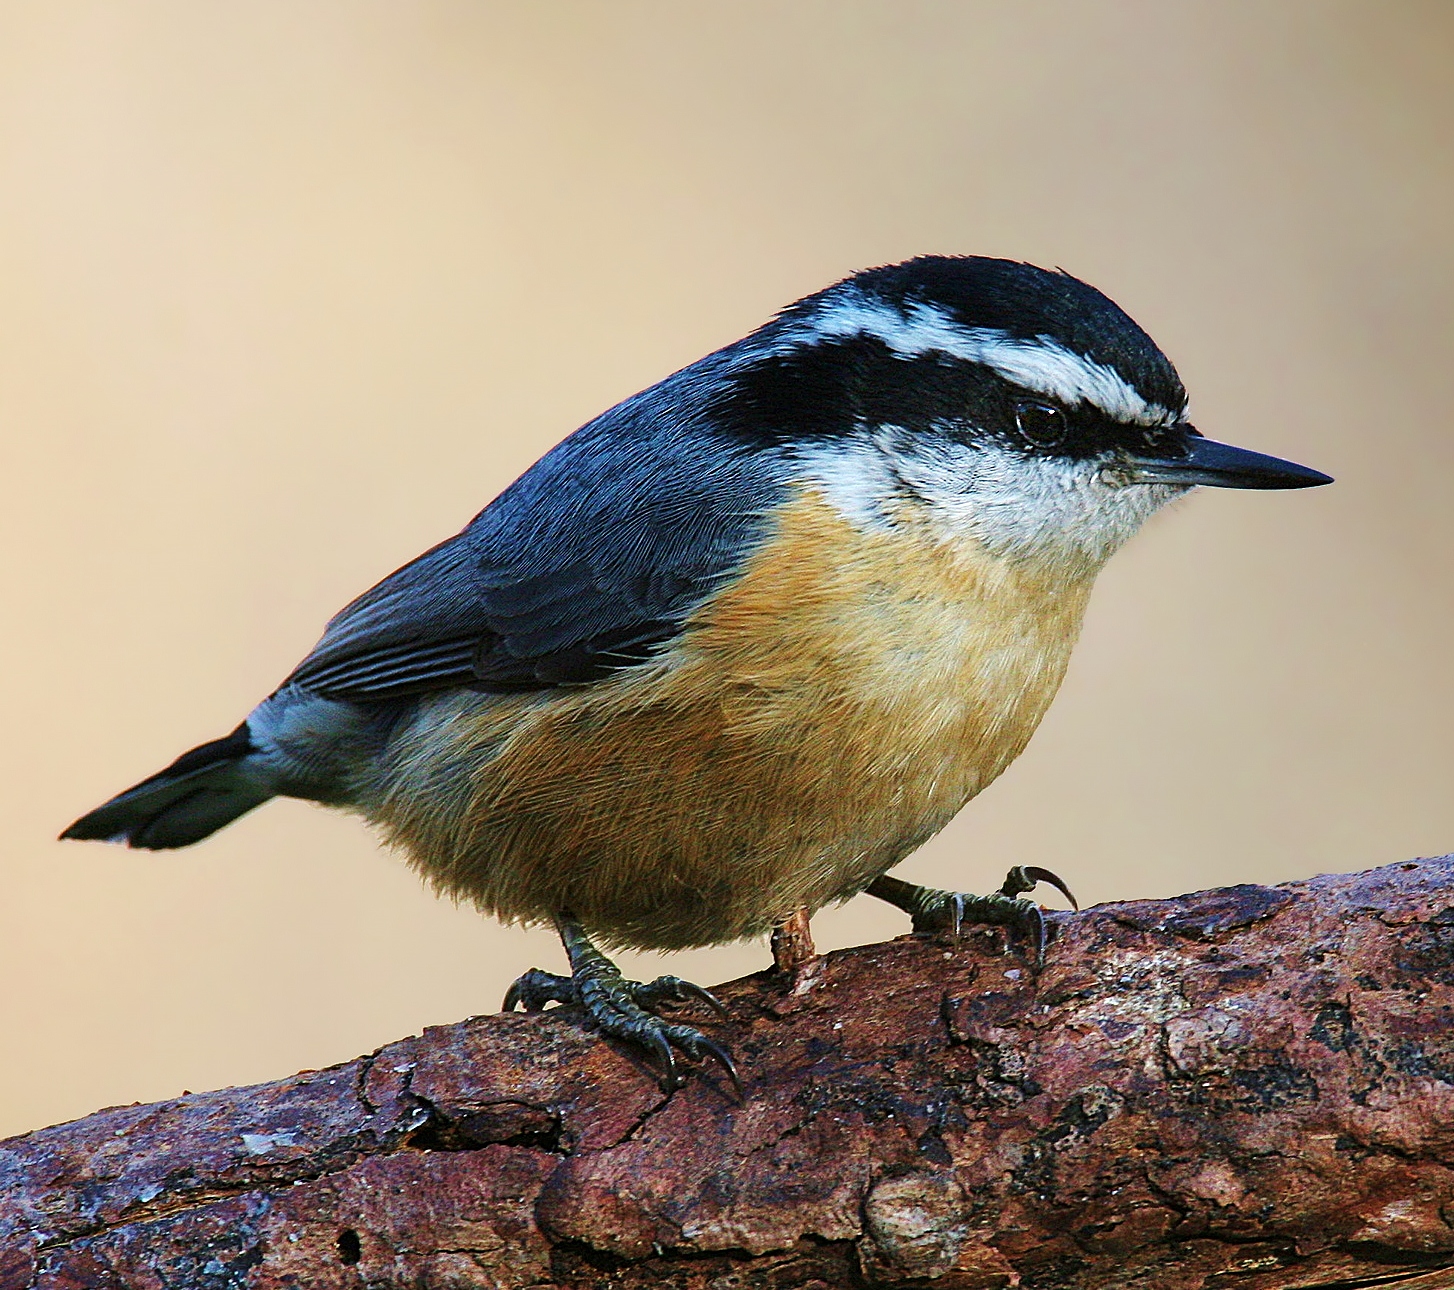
[364,488,1096,951]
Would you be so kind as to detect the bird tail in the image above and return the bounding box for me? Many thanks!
[61,723,273,850]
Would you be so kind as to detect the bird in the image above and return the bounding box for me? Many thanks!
[63,256,1331,1089]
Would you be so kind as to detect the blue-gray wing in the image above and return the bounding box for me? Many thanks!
[285,389,784,701]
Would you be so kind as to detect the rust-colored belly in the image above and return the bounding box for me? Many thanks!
[365,491,1094,950]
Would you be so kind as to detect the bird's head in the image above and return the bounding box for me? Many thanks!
[715,256,1330,573]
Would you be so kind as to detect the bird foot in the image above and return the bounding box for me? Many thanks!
[868,866,1078,968]
[503,960,737,1093]
[771,907,817,977]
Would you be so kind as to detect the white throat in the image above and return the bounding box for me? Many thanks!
[793,429,1186,573]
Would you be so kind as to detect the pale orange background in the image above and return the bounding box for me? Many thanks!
[2,2,1451,1139]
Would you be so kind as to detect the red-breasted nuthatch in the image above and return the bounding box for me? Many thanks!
[65,257,1331,1087]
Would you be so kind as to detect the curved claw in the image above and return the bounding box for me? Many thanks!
[581,980,737,1093]
[678,980,729,1019]
[1001,864,1080,912]
[642,975,729,1019]
[693,1035,743,1095]
[545,915,738,1095]
[946,892,967,938]
[502,967,575,1014]
[906,890,968,937]
[647,1028,680,1090]
[1021,901,1047,969]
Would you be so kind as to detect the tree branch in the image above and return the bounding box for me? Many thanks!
[6,858,1454,1288]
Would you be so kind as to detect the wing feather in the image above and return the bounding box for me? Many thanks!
[284,378,783,703]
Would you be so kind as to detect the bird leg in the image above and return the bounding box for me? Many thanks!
[867,866,1079,968]
[771,906,816,977]
[502,913,738,1092]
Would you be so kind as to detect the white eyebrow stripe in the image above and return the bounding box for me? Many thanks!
[797,293,1177,428]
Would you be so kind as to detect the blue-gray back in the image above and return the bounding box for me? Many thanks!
[285,349,788,700]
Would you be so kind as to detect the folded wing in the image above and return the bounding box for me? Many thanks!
[285,410,783,702]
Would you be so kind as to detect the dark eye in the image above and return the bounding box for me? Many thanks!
[1014,400,1067,449]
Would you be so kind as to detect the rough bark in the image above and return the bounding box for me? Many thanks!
[6,858,1454,1289]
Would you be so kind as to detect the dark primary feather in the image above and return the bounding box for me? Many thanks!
[285,355,785,702]
[60,724,265,849]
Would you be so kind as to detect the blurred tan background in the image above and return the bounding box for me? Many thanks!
[1,0,1450,1139]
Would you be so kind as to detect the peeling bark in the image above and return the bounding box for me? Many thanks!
[7,858,1454,1288]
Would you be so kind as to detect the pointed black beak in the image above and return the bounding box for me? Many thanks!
[1122,437,1332,490]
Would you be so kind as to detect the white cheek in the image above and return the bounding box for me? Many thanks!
[791,436,903,530]
[795,433,1184,568]
[940,444,1182,565]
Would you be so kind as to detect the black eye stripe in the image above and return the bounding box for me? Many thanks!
[1139,424,1173,453]
[713,333,1189,461]
[1006,394,1193,461]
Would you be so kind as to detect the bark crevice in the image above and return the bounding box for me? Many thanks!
[6,857,1454,1289]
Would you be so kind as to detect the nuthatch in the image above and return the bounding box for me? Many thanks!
[65,257,1331,1088]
